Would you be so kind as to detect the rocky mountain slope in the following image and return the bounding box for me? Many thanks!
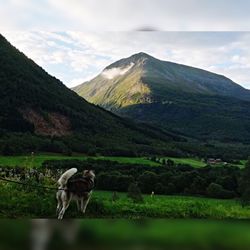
[73,52,250,142]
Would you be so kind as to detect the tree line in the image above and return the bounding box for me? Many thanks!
[42,158,250,201]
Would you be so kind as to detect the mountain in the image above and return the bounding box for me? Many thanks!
[73,52,250,143]
[0,36,183,156]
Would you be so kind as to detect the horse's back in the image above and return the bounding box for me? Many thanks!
[67,175,90,197]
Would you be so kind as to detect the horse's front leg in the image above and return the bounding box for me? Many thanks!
[81,192,92,214]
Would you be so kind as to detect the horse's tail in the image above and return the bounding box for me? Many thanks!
[57,168,77,188]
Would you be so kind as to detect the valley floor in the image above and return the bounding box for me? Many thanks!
[0,154,160,167]
[0,153,249,219]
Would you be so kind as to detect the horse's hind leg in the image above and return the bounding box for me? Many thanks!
[56,201,62,216]
[58,194,72,220]
[56,191,62,216]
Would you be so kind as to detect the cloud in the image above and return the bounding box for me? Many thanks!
[101,62,135,79]
[1,0,250,31]
[2,31,250,89]
[70,77,92,87]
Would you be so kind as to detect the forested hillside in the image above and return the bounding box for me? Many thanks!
[0,35,181,156]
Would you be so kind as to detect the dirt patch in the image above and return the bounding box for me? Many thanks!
[20,108,72,136]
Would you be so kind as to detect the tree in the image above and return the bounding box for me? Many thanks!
[2,143,15,156]
[166,159,175,167]
[165,183,176,194]
[206,183,235,199]
[239,158,250,206]
[189,176,207,195]
[127,183,143,203]
[155,183,165,194]
[138,171,158,193]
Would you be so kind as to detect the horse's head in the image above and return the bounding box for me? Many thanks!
[83,170,95,180]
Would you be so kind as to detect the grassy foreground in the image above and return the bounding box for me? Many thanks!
[91,191,250,219]
[1,220,250,250]
[1,180,250,219]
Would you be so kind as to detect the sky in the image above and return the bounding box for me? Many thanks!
[1,0,250,31]
[3,31,250,89]
[1,1,250,88]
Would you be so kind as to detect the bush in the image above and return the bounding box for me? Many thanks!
[206,183,235,199]
[165,183,176,194]
[240,188,250,207]
[155,183,165,194]
[138,171,158,193]
[127,183,143,203]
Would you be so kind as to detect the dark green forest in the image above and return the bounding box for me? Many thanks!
[1,34,250,160]
[0,34,182,156]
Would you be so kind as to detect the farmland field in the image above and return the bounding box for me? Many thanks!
[0,154,246,169]
[0,154,160,168]
[163,157,206,168]
[162,157,246,168]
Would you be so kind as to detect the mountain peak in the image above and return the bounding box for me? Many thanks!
[74,51,250,107]
[129,52,155,62]
[73,52,250,142]
[105,52,154,71]
[131,52,151,58]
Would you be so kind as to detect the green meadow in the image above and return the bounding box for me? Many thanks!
[0,154,160,168]
[1,182,250,219]
[90,191,250,219]
[0,154,245,169]
[163,157,206,168]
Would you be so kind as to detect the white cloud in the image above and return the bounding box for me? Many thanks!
[101,62,134,79]
[2,31,250,89]
[70,77,91,87]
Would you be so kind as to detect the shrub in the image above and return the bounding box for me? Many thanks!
[111,191,119,202]
[138,171,158,193]
[155,183,165,194]
[240,188,250,207]
[165,183,176,194]
[127,183,143,203]
[207,183,235,199]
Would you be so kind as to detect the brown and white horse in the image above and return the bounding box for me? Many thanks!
[56,168,95,219]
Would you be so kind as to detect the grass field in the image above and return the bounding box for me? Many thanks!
[163,157,246,168]
[0,154,160,168]
[1,179,249,219]
[0,154,246,170]
[91,191,250,219]
[163,157,206,168]
[2,220,250,250]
